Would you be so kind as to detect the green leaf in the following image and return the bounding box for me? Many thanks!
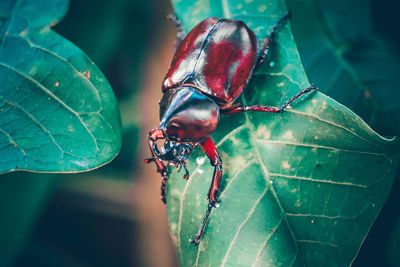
[0,0,121,173]
[286,0,400,137]
[166,0,400,266]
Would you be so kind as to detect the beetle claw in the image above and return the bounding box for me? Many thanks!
[190,237,200,245]
[182,162,190,180]
[177,164,182,173]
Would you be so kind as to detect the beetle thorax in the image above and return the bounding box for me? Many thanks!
[159,86,220,144]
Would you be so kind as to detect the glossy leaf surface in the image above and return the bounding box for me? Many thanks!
[165,0,400,266]
[0,0,121,173]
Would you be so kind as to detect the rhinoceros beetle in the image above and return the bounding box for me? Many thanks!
[145,12,317,245]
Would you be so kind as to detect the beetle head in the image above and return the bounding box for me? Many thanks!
[152,138,193,164]
[146,86,218,177]
[159,86,219,143]
[146,130,193,179]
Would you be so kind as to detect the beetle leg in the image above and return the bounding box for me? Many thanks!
[167,13,186,44]
[191,137,222,245]
[160,174,168,204]
[145,128,169,204]
[221,85,318,115]
[182,162,190,180]
[255,12,291,69]
[200,137,223,202]
[221,105,282,114]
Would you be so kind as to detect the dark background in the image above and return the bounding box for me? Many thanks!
[0,0,398,266]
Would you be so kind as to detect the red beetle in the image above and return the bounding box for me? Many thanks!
[145,13,317,244]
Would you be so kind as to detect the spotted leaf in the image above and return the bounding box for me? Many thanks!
[0,0,121,173]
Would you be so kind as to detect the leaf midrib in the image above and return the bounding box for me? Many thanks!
[243,107,304,266]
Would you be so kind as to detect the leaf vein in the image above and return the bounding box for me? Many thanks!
[23,36,103,111]
[1,96,64,155]
[251,216,284,267]
[269,172,368,188]
[0,127,25,157]
[297,239,339,248]
[177,169,202,258]
[242,97,304,265]
[286,109,383,147]
[256,139,385,156]
[0,63,100,152]
[221,187,269,267]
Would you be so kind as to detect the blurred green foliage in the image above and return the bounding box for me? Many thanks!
[0,173,55,266]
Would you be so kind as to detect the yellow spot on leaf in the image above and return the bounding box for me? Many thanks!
[282,161,290,169]
[67,125,75,132]
[28,66,37,75]
[277,82,285,87]
[282,130,294,140]
[84,70,91,79]
[258,4,267,12]
[19,29,28,37]
[256,125,271,140]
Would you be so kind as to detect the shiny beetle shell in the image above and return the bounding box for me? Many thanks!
[159,86,219,143]
[162,17,258,104]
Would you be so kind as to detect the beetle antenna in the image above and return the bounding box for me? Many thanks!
[279,84,318,110]
[167,13,186,45]
[256,11,291,69]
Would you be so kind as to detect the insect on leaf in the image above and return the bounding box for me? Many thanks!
[166,0,400,266]
[0,0,122,173]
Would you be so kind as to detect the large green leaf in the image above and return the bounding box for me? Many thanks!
[0,0,121,173]
[165,0,400,266]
